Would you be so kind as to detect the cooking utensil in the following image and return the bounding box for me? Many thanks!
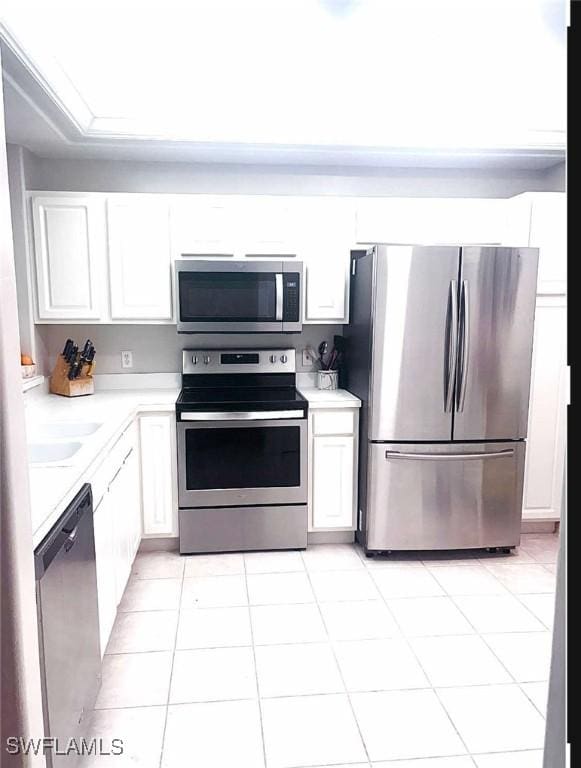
[318,341,328,369]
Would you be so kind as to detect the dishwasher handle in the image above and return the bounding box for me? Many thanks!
[34,484,93,579]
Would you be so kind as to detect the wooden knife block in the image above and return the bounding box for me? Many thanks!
[49,355,95,397]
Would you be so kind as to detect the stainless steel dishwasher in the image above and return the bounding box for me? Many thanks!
[35,484,101,765]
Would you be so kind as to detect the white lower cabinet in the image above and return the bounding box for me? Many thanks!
[93,491,117,658]
[139,413,178,537]
[92,424,142,657]
[308,407,359,531]
[523,296,567,521]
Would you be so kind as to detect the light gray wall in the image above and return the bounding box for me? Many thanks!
[543,161,566,192]
[27,156,554,198]
[37,323,343,375]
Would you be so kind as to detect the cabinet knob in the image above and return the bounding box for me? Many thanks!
[280,354,288,363]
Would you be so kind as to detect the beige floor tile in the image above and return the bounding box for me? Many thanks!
[410,635,512,687]
[106,610,178,654]
[334,638,428,691]
[472,751,544,768]
[482,563,556,594]
[372,759,474,768]
[309,569,379,602]
[302,544,365,571]
[319,600,400,640]
[250,603,327,645]
[181,575,247,608]
[521,681,549,717]
[483,632,552,682]
[176,606,251,649]
[119,578,182,612]
[184,552,245,577]
[429,565,508,596]
[162,700,264,768]
[519,535,559,564]
[261,694,367,768]
[169,647,256,703]
[518,594,556,629]
[131,551,184,579]
[244,550,305,573]
[255,642,344,697]
[438,684,545,753]
[95,652,172,709]
[351,689,466,761]
[247,571,314,605]
[371,567,445,599]
[79,706,166,768]
[387,596,474,636]
[452,594,546,634]
[477,548,535,566]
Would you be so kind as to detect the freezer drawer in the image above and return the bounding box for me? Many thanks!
[365,441,525,552]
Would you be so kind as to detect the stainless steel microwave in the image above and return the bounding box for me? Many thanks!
[174,259,303,333]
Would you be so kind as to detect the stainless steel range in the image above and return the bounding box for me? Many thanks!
[176,349,308,553]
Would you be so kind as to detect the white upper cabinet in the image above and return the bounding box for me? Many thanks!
[107,198,173,320]
[31,195,105,320]
[529,193,566,295]
[240,197,301,256]
[170,196,238,257]
[301,199,355,324]
[500,192,566,295]
[356,198,505,246]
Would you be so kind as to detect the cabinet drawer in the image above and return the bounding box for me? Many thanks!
[312,410,354,436]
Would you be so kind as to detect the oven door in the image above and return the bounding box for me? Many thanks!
[177,414,307,508]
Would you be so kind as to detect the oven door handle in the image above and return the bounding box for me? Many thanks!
[275,273,284,321]
[180,410,304,421]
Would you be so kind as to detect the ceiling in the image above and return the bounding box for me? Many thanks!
[0,0,567,167]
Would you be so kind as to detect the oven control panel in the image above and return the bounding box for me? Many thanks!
[183,349,296,375]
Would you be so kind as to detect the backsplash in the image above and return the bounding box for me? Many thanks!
[37,324,344,375]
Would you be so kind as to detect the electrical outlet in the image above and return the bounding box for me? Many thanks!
[121,351,133,369]
[302,348,315,367]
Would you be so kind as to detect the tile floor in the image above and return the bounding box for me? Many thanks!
[82,533,559,768]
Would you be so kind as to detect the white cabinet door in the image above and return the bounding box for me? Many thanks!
[140,413,177,537]
[124,448,142,562]
[302,199,354,324]
[241,197,301,256]
[523,296,567,521]
[107,198,173,320]
[356,198,504,246]
[312,434,355,529]
[31,195,105,320]
[170,196,238,257]
[529,193,566,295]
[94,493,116,657]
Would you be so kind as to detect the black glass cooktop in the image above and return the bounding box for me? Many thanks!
[176,386,307,414]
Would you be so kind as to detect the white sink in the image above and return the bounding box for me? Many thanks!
[32,422,102,440]
[28,442,83,465]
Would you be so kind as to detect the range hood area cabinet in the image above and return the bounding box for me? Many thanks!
[26,192,354,325]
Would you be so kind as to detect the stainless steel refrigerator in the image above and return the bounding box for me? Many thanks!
[345,245,539,554]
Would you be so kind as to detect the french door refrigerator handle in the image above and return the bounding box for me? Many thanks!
[456,279,470,412]
[385,448,515,461]
[444,280,458,412]
[275,274,283,321]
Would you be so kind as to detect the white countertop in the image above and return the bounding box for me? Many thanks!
[26,388,179,548]
[297,386,361,408]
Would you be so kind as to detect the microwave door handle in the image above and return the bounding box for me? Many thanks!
[275,273,283,321]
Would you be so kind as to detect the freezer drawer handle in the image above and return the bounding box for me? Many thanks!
[444,279,458,413]
[181,410,303,421]
[385,448,515,461]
